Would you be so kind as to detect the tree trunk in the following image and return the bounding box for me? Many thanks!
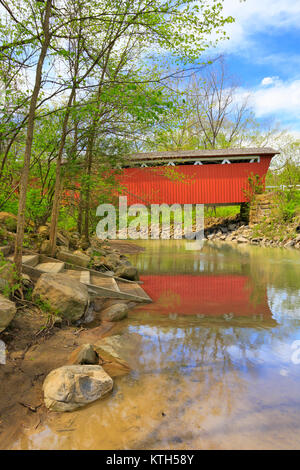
[13,0,52,276]
[48,90,75,256]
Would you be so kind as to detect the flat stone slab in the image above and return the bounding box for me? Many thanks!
[35,262,65,273]
[57,250,90,268]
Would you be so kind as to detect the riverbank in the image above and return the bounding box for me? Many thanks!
[0,230,145,448]
[203,214,300,248]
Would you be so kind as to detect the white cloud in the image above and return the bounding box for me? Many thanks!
[218,0,300,54]
[251,79,300,117]
[233,78,300,133]
[261,76,279,86]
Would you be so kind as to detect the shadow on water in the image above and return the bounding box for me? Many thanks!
[14,241,300,450]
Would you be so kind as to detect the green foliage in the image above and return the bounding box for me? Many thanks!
[0,256,21,298]
[204,206,240,218]
[34,295,59,315]
[0,0,235,243]
[243,173,265,202]
[277,190,300,222]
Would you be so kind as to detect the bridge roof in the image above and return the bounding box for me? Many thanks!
[127,147,279,162]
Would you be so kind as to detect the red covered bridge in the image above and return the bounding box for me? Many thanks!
[117,148,279,205]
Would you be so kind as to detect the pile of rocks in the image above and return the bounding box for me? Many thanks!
[36,226,139,281]
[204,221,300,249]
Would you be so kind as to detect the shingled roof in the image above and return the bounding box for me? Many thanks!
[126,147,279,162]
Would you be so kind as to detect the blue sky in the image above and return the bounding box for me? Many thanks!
[207,0,300,136]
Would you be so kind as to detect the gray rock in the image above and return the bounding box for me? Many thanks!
[237,236,249,244]
[0,294,16,332]
[284,240,295,248]
[43,365,113,412]
[32,273,89,322]
[101,303,129,322]
[116,263,139,281]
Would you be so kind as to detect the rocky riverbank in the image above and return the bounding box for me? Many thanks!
[0,213,147,448]
[203,215,300,249]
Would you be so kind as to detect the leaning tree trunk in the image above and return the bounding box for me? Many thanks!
[14,0,52,277]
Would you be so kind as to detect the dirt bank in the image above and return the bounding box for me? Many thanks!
[0,296,131,449]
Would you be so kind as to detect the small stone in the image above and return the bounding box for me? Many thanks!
[94,338,130,377]
[237,236,248,243]
[68,344,99,365]
[116,263,139,281]
[101,303,129,322]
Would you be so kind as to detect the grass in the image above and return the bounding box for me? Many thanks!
[204,206,240,219]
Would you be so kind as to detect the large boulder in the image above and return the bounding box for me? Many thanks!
[57,249,90,268]
[101,303,129,322]
[43,365,113,412]
[0,294,16,332]
[0,212,17,232]
[32,273,89,322]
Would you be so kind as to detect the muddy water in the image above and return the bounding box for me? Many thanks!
[13,241,300,449]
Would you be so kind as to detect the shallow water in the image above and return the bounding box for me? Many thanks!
[14,241,300,449]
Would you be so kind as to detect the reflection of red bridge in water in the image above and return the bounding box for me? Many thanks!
[136,274,273,319]
[118,148,278,205]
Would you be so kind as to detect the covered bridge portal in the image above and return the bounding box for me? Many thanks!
[117,148,279,206]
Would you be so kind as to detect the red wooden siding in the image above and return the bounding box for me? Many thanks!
[117,157,272,205]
